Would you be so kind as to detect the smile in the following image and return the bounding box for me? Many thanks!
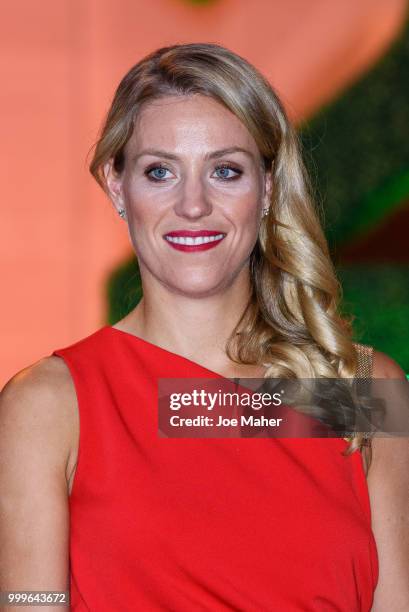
[164,232,226,252]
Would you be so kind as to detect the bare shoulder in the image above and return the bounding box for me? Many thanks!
[1,353,76,398]
[0,355,79,491]
[1,354,77,430]
[365,349,409,609]
[369,348,408,468]
[369,348,408,465]
[372,349,408,379]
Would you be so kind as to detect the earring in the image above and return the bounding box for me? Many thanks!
[263,208,269,217]
[118,208,126,219]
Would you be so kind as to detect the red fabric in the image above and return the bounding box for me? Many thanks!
[51,325,378,611]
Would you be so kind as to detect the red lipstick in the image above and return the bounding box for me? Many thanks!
[163,230,226,252]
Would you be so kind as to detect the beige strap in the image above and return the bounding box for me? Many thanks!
[343,343,374,447]
[347,343,374,457]
[353,342,374,378]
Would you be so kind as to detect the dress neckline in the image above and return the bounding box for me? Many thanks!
[102,325,352,448]
[103,324,249,381]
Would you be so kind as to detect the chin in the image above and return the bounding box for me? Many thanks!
[163,276,226,297]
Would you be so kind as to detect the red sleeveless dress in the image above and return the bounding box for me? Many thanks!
[51,325,378,611]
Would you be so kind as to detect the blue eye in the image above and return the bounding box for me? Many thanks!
[213,164,242,180]
[145,165,171,181]
[144,163,243,182]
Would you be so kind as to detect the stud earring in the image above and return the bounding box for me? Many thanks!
[263,208,269,217]
[118,208,126,219]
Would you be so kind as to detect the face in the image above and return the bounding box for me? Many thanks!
[104,94,272,297]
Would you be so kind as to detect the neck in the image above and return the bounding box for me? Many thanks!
[123,269,254,372]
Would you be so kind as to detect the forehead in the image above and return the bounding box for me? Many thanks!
[128,94,259,153]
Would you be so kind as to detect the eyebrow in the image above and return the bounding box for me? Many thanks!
[131,146,256,163]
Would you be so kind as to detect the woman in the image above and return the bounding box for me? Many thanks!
[1,43,408,611]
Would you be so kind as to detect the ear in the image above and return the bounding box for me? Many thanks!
[262,168,273,210]
[103,158,125,215]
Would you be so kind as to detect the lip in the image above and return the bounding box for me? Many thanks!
[163,229,226,252]
[165,230,225,238]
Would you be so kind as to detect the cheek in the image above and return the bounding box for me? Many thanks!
[123,183,158,225]
[124,175,176,216]
[219,176,262,215]
[226,193,261,230]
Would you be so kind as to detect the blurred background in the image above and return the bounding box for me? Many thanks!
[1,0,408,385]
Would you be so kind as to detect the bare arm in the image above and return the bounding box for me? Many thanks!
[369,351,409,611]
[0,357,75,611]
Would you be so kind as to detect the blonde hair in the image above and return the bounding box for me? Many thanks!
[89,42,369,462]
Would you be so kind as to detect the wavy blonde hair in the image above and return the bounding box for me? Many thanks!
[89,42,370,462]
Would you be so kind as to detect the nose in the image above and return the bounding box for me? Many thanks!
[174,172,213,220]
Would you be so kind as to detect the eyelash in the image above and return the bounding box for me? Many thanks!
[144,163,243,182]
